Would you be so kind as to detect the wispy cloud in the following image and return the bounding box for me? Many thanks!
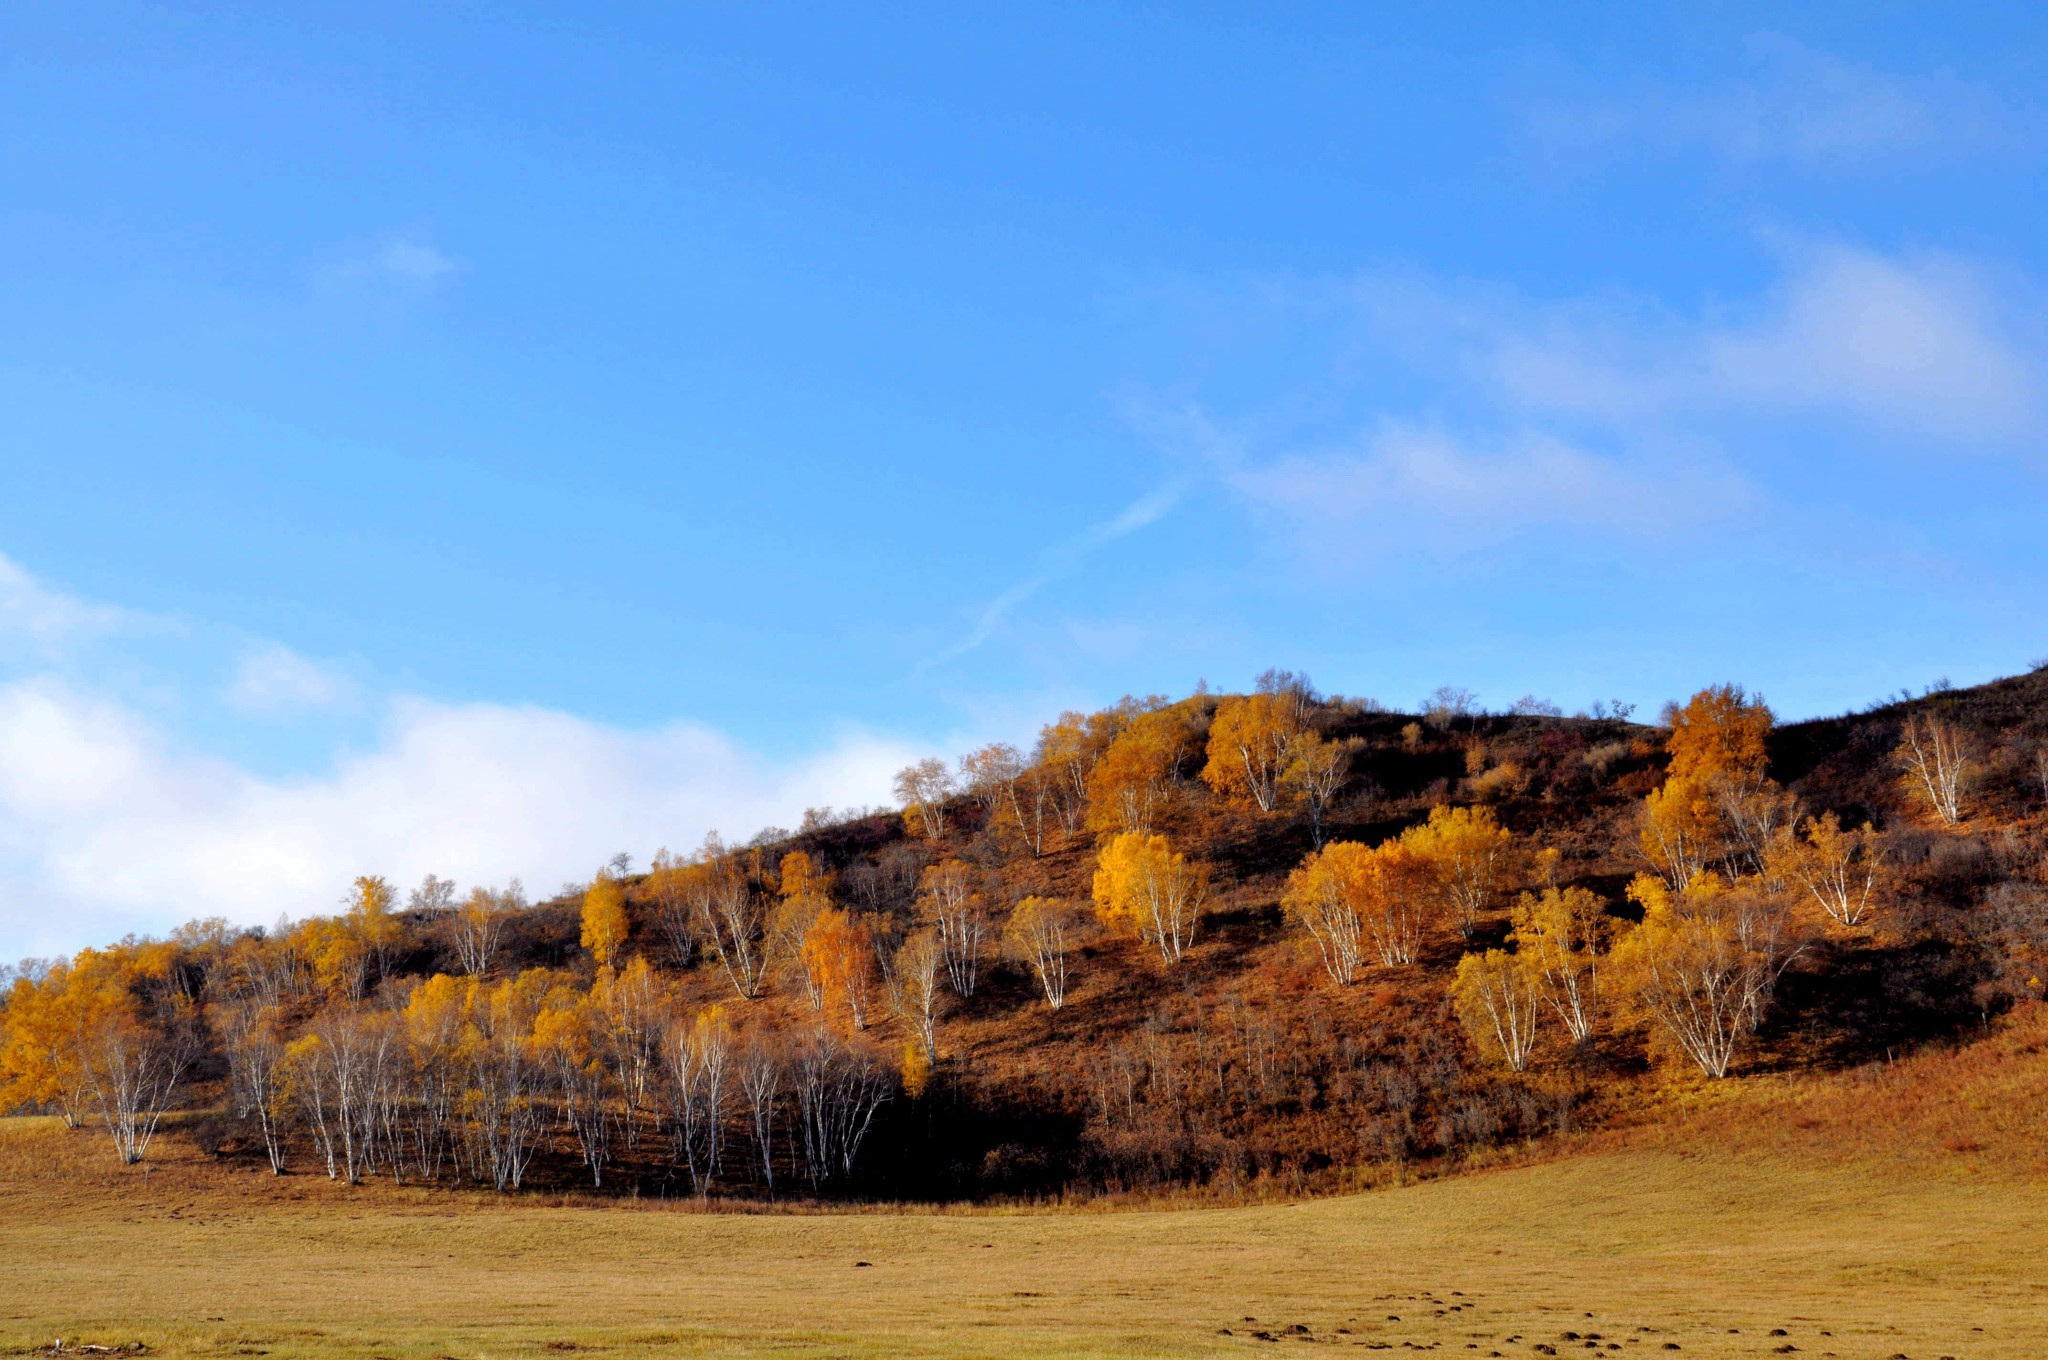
[1229,424,1751,563]
[1478,244,2043,443]
[324,233,463,293]
[1526,34,2016,171]
[1153,239,2042,572]
[226,643,358,717]
[0,552,130,656]
[929,482,1184,664]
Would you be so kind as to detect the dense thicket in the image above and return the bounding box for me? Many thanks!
[5,667,2045,1201]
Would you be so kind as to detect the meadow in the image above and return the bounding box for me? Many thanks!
[4,1010,2044,1360]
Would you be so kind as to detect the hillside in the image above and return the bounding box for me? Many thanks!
[3,667,2046,1203]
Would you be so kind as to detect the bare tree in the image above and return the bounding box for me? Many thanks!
[893,757,956,839]
[692,857,771,1000]
[662,1008,730,1195]
[219,1000,290,1173]
[451,883,520,977]
[791,1030,892,1188]
[1283,733,1360,848]
[918,859,987,997]
[407,873,458,914]
[1897,713,1969,823]
[735,1034,781,1191]
[646,849,696,968]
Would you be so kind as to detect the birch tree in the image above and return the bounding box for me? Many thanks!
[1896,712,1969,824]
[918,859,988,997]
[1092,832,1208,966]
[1003,897,1078,1009]
[1450,948,1543,1071]
[1509,886,1606,1044]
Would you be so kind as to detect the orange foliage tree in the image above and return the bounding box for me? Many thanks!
[1092,832,1209,966]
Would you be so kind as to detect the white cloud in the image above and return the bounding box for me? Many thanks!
[0,677,916,959]
[0,552,127,653]
[226,643,357,716]
[1526,34,2009,170]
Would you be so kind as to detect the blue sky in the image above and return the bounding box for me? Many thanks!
[3,5,2046,956]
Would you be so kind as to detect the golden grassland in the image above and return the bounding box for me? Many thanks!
[4,1006,2044,1360]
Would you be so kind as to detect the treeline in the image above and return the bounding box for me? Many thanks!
[3,669,2046,1200]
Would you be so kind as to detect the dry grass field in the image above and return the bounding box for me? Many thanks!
[4,1007,2044,1360]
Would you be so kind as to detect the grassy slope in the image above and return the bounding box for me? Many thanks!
[5,1007,2043,1360]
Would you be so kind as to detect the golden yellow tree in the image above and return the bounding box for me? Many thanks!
[1608,873,1801,1078]
[1665,684,1773,786]
[802,907,880,1030]
[1509,886,1606,1044]
[581,870,630,967]
[1770,813,1887,929]
[1091,832,1208,965]
[1280,841,1373,985]
[1202,691,1305,813]
[1639,773,1721,889]
[1401,803,1518,940]
[1450,948,1543,1071]
[890,927,946,1058]
[1084,703,1202,837]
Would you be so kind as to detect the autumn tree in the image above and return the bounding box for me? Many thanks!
[918,859,988,997]
[581,869,631,967]
[1771,813,1887,929]
[1202,688,1308,813]
[1450,949,1542,1071]
[346,875,402,993]
[1092,832,1208,966]
[1085,703,1202,837]
[1509,886,1606,1044]
[1003,897,1079,1009]
[1896,712,1969,824]
[1281,842,1373,986]
[1283,732,1358,847]
[1401,803,1518,941]
[1608,874,1801,1078]
[0,965,91,1127]
[1639,774,1721,889]
[888,929,945,1058]
[802,908,881,1030]
[589,956,665,1148]
[450,885,511,977]
[1649,685,1793,880]
[534,984,613,1186]
[65,949,199,1164]
[894,757,956,839]
[456,970,553,1190]
[772,851,833,1007]
[1034,711,1097,839]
